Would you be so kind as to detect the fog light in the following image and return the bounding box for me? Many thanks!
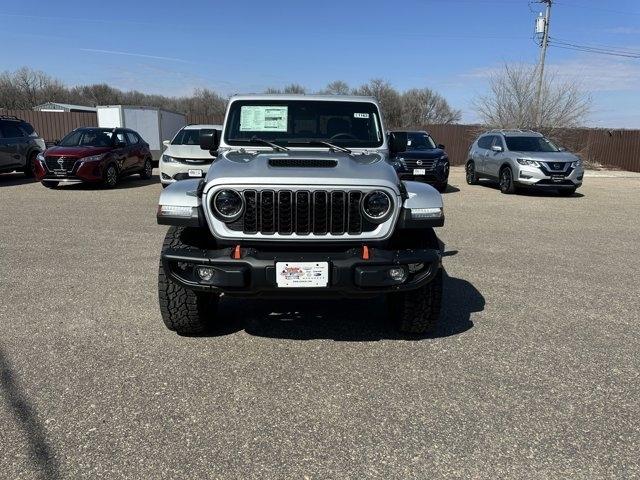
[388,267,408,283]
[196,266,215,281]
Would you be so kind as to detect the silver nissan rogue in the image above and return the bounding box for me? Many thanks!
[466,130,584,195]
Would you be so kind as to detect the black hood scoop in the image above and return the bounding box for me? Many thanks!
[268,158,338,168]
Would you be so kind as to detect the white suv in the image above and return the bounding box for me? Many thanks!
[160,124,222,187]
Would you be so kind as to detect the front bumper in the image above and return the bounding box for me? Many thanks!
[162,245,442,297]
[159,159,211,185]
[396,163,449,185]
[35,159,104,183]
[515,164,584,188]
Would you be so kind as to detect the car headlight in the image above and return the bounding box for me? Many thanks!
[81,153,106,162]
[571,158,583,168]
[36,153,45,162]
[438,155,448,162]
[212,189,244,221]
[162,154,176,163]
[362,190,392,222]
[516,158,541,167]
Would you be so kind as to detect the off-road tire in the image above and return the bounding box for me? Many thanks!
[140,158,153,179]
[389,269,443,335]
[42,181,58,189]
[557,187,577,196]
[466,161,478,185]
[24,152,37,177]
[499,166,516,194]
[158,226,219,335]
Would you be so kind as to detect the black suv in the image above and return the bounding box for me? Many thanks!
[388,130,450,192]
[0,116,46,177]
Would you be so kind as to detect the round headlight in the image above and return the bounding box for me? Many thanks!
[213,189,244,221]
[362,190,392,222]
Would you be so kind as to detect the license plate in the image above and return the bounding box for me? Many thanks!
[551,175,564,183]
[413,168,426,175]
[276,262,329,288]
[188,169,203,177]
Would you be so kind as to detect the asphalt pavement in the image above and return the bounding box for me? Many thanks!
[1,168,639,479]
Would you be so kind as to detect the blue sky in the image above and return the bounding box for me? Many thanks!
[2,0,640,127]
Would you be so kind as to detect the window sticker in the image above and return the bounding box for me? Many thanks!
[240,106,288,131]
[407,140,412,146]
[354,113,370,119]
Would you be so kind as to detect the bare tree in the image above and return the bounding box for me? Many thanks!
[264,83,306,94]
[474,63,591,133]
[401,88,461,126]
[320,80,350,95]
[353,79,403,128]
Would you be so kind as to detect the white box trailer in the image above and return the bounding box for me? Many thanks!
[97,105,186,160]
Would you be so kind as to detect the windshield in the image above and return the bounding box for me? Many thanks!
[172,128,202,145]
[406,132,437,150]
[59,129,114,147]
[224,100,383,148]
[505,136,560,152]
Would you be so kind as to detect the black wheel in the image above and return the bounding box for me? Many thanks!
[158,226,220,335]
[42,181,58,189]
[499,166,516,194]
[23,152,37,177]
[466,161,478,185]
[388,269,443,335]
[557,187,577,196]
[104,164,118,188]
[140,158,153,179]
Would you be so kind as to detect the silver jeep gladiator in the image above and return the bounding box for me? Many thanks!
[156,94,445,335]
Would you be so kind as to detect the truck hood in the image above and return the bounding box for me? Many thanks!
[44,146,112,158]
[204,149,400,191]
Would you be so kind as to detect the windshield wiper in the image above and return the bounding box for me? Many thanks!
[282,139,352,154]
[247,136,289,152]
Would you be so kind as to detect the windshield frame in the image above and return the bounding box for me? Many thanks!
[223,99,385,149]
[504,135,561,153]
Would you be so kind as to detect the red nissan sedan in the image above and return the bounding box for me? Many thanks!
[35,127,154,188]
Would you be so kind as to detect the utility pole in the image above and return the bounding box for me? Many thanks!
[534,0,552,128]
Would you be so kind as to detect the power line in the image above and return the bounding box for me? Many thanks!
[548,38,640,59]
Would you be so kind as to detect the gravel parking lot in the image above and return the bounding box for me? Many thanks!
[1,167,639,479]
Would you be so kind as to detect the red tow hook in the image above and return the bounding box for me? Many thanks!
[232,245,242,259]
[361,245,370,260]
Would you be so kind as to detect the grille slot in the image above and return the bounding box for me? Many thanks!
[45,156,77,172]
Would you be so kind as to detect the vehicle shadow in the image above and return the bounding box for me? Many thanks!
[477,179,584,198]
[0,173,36,187]
[0,347,62,480]
[55,174,160,191]
[442,184,460,194]
[212,271,484,341]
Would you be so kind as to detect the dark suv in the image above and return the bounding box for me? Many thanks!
[35,127,154,188]
[388,131,450,192]
[0,115,46,177]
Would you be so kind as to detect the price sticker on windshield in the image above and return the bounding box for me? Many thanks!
[354,113,370,119]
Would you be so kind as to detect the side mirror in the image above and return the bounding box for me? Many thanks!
[388,132,408,156]
[491,145,503,152]
[163,140,170,147]
[53,139,60,145]
[200,128,220,152]
[558,146,566,152]
[437,144,445,150]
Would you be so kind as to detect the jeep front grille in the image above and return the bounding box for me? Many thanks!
[229,189,374,235]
